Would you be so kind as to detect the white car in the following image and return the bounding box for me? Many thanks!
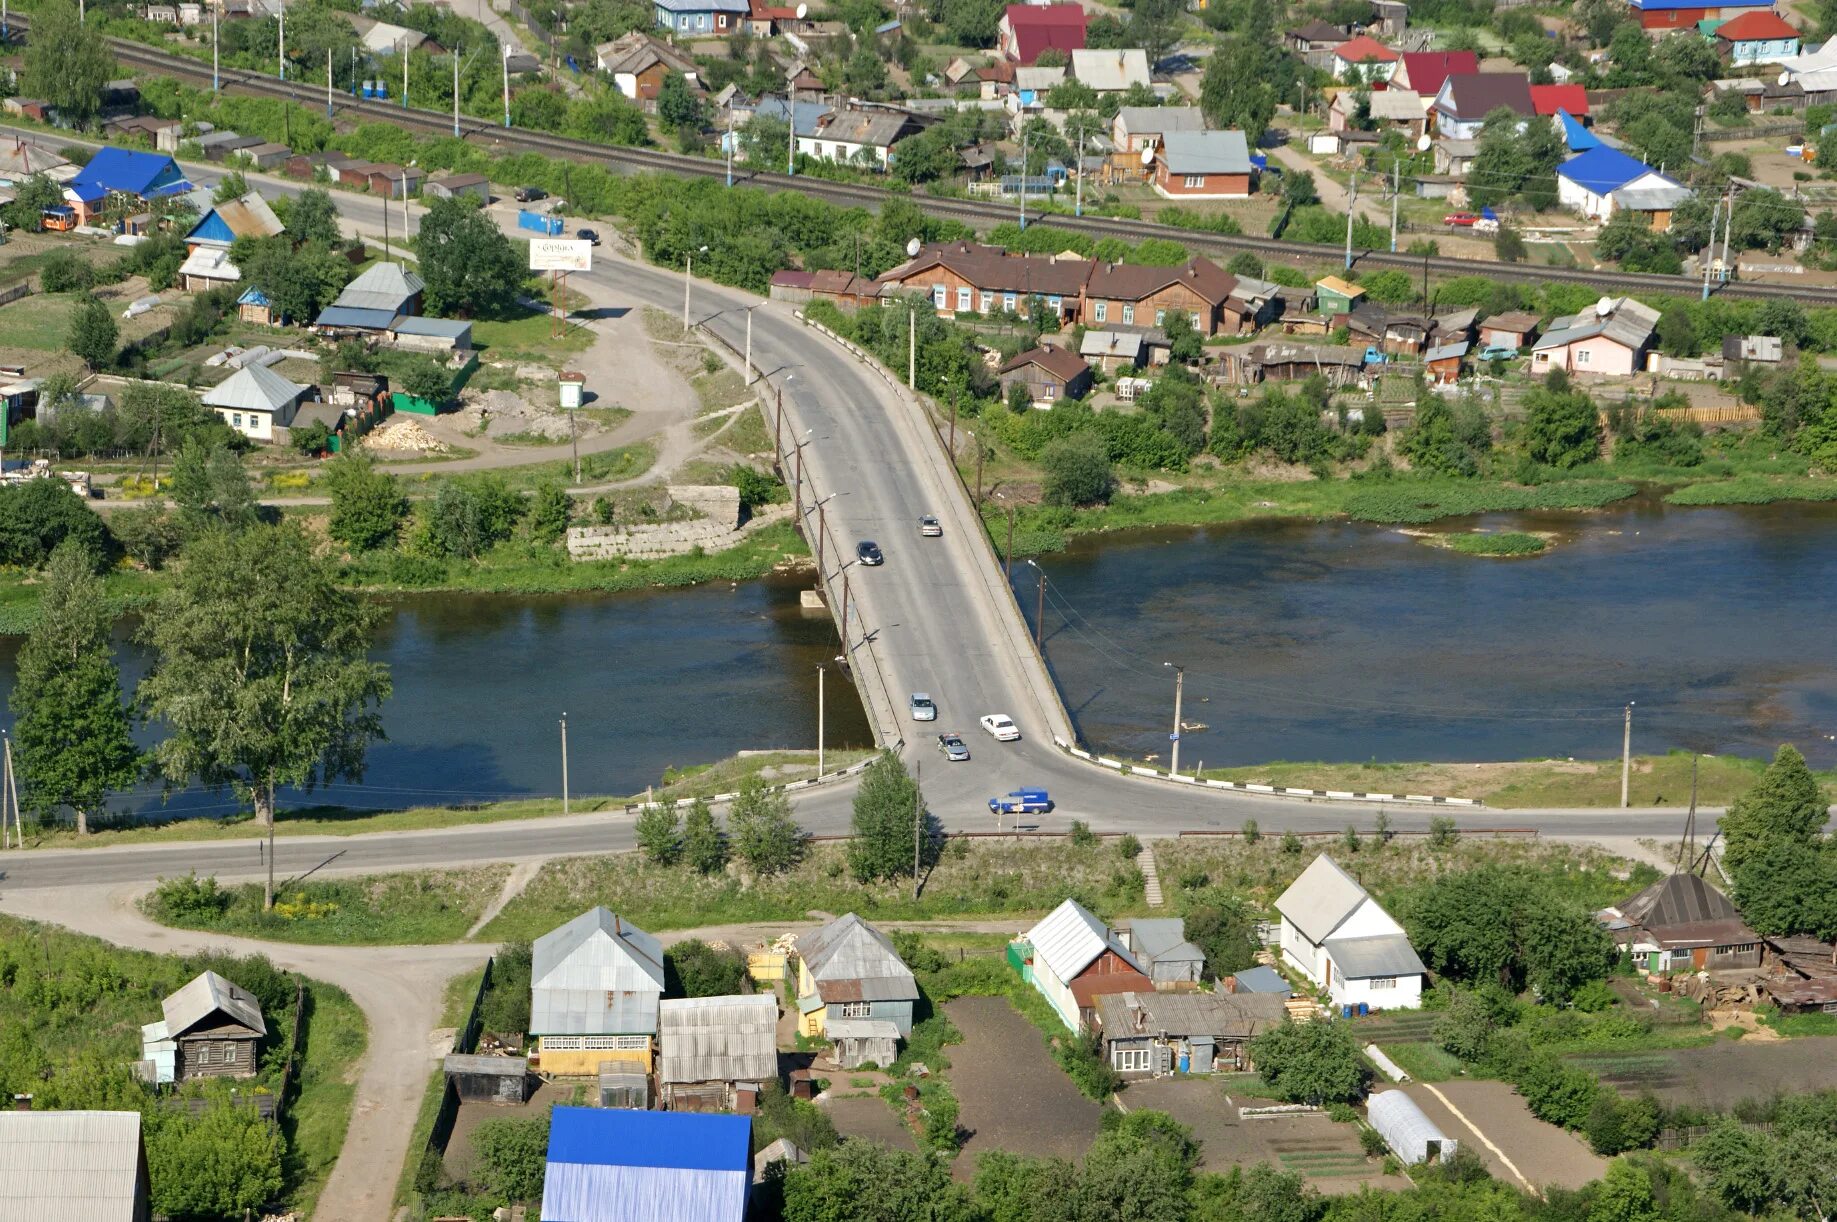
[979,713,1020,742]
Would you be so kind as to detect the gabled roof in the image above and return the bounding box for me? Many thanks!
[1397,50,1477,96]
[1435,72,1534,120]
[1529,83,1589,117]
[162,970,266,1038]
[201,363,306,414]
[1088,255,1235,305]
[754,95,833,138]
[813,106,922,149]
[1231,965,1293,995]
[543,1106,750,1222]
[1558,110,1598,151]
[1616,872,1756,948]
[1482,310,1541,334]
[186,191,284,246]
[1026,898,1141,982]
[878,240,1094,297]
[1003,2,1086,64]
[1557,145,1662,195]
[1365,89,1426,121]
[597,30,699,75]
[1157,129,1251,175]
[1081,329,1146,359]
[1001,343,1090,382]
[1275,854,1370,945]
[530,907,666,1036]
[0,1111,146,1221]
[1071,48,1149,91]
[70,146,188,198]
[658,994,778,1084]
[1334,35,1398,63]
[1094,989,1287,1041]
[1114,105,1204,137]
[334,261,425,312]
[1288,18,1348,43]
[1325,932,1426,978]
[1715,9,1799,39]
[1532,296,1660,353]
[796,912,918,1002]
[0,142,71,180]
[1614,184,1694,211]
[653,0,749,11]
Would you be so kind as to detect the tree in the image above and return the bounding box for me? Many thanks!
[1494,225,1527,263]
[1040,432,1115,506]
[1732,839,1837,941]
[472,1113,549,1202]
[849,749,925,882]
[1433,988,1496,1062]
[783,1140,975,1221]
[287,186,342,246]
[1719,744,1829,874]
[421,476,524,560]
[1248,1019,1367,1104]
[397,356,455,405]
[1,173,65,233]
[138,524,392,854]
[1404,865,1616,1002]
[530,482,572,544]
[940,0,1004,45]
[213,171,251,204]
[668,938,749,997]
[1200,39,1277,147]
[8,544,139,835]
[416,194,524,318]
[1281,171,1319,209]
[1695,1119,1781,1215]
[1183,892,1259,980]
[635,804,682,865]
[169,438,259,535]
[1161,310,1203,364]
[681,797,728,874]
[67,296,118,372]
[323,451,408,551]
[657,71,706,130]
[145,1100,285,1219]
[727,775,806,875]
[1127,0,1183,71]
[0,478,112,569]
[232,235,352,325]
[19,1,115,129]
[1521,378,1600,468]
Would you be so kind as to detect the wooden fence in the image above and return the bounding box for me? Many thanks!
[423,957,495,1173]
[1656,404,1761,425]
[0,283,31,308]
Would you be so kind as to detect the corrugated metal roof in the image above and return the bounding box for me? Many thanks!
[1128,918,1203,964]
[1094,989,1288,1040]
[1323,932,1426,978]
[1115,106,1203,136]
[313,306,397,330]
[333,261,425,313]
[1617,873,1755,947]
[1026,898,1141,983]
[531,908,665,1036]
[795,913,919,999]
[824,1017,901,1040]
[1071,48,1148,92]
[543,1107,750,1222]
[1275,854,1370,945]
[390,315,473,339]
[1157,129,1252,175]
[1231,966,1293,996]
[162,970,267,1038]
[200,364,306,414]
[658,994,778,1084]
[0,1110,145,1221]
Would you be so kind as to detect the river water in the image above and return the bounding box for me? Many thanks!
[1019,497,1837,771]
[3,498,1835,819]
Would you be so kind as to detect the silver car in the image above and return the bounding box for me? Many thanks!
[938,732,970,762]
[910,693,937,721]
[919,514,942,537]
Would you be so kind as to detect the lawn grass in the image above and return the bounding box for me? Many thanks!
[0,566,161,634]
[1439,531,1547,557]
[283,977,367,1216]
[480,836,1154,941]
[470,306,594,363]
[1664,475,1837,506]
[1381,1042,1463,1083]
[722,404,771,454]
[0,291,79,348]
[1757,1006,1837,1038]
[396,441,656,496]
[140,867,512,946]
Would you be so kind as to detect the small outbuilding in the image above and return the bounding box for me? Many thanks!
[824,1017,901,1069]
[443,1054,532,1104]
[1368,1089,1457,1165]
[1121,918,1206,988]
[1229,966,1293,998]
[542,1106,752,1222]
[0,1110,151,1222]
[140,970,267,1084]
[658,993,779,1112]
[423,171,491,202]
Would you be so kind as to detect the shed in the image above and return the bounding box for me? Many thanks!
[1122,918,1206,987]
[0,1110,150,1222]
[598,1066,650,1110]
[444,1054,532,1104]
[389,315,474,357]
[1479,311,1540,350]
[1369,1090,1457,1164]
[999,343,1092,405]
[658,993,779,1111]
[424,171,490,202]
[793,912,918,1039]
[530,907,666,1076]
[140,970,267,1084]
[825,1017,900,1069]
[542,1106,751,1222]
[1601,872,1761,972]
[1315,275,1365,316]
[1229,966,1293,998]
[753,1137,807,1184]
[1423,339,1468,384]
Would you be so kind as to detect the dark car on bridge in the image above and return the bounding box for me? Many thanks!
[856,540,884,566]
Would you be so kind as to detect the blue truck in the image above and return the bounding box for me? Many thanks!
[989,788,1053,816]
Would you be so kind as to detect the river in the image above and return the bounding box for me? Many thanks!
[1020,497,1837,770]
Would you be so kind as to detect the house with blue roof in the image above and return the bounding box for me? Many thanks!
[541,1106,751,1222]
[1626,0,1773,33]
[1556,145,1688,222]
[1556,110,1598,152]
[64,147,189,224]
[653,0,747,35]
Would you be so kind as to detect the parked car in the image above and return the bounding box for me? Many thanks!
[1477,344,1519,362]
[856,540,884,566]
[989,787,1052,815]
[577,227,600,245]
[918,514,942,537]
[938,732,970,762]
[515,185,547,202]
[910,693,937,721]
[979,713,1020,741]
[1443,212,1478,227]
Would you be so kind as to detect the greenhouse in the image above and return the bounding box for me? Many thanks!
[1368,1090,1458,1165]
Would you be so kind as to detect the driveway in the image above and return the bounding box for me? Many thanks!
[1267,143,1352,214]
[943,996,1102,1171]
[1396,1081,1605,1193]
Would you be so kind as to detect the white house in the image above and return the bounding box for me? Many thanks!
[1555,146,1685,221]
[201,363,308,443]
[1274,855,1425,1011]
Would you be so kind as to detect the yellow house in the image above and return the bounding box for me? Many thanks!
[529,907,665,1076]
[792,913,918,1040]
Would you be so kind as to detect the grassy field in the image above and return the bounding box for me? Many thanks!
[141,867,512,945]
[470,305,594,363]
[285,977,368,1216]
[479,836,1154,941]
[15,747,858,850]
[1192,751,1804,809]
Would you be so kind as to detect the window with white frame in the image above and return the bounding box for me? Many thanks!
[542,1034,650,1051]
[1190,312,1202,331]
[1113,1047,1151,1072]
[933,285,947,309]
[835,1001,871,1019]
[1003,293,1016,311]
[957,287,972,311]
[1369,977,1397,990]
[1094,302,1108,322]
[232,413,243,428]
[1576,349,1591,364]
[1184,175,1205,189]
[980,291,994,312]
[1048,295,1062,310]
[1122,305,1135,325]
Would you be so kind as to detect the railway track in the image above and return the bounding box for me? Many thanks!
[23,14,1835,305]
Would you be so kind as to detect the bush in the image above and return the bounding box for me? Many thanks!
[480,941,533,1035]
[1069,820,1098,848]
[150,873,231,922]
[1115,833,1141,860]
[667,938,749,997]
[472,1113,549,1201]
[1039,432,1114,507]
[1359,1125,1389,1156]
[39,250,95,293]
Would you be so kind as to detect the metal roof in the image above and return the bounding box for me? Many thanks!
[1365,89,1426,121]
[1275,854,1370,945]
[1025,898,1141,983]
[1615,873,1756,948]
[658,994,778,1084]
[1081,329,1145,359]
[1157,129,1252,175]
[1423,340,1470,362]
[186,191,284,246]
[313,306,397,330]
[444,1053,529,1076]
[1613,185,1695,212]
[390,315,473,340]
[1128,918,1204,965]
[334,261,425,313]
[1094,990,1288,1040]
[1071,48,1148,92]
[1557,146,1662,196]
[794,913,917,1000]
[543,1106,750,1222]
[0,1110,146,1221]
[162,969,266,1038]
[200,364,306,414]
[1115,106,1203,136]
[1323,932,1426,979]
[1231,966,1292,996]
[531,908,665,1036]
[1532,297,1659,354]
[824,1017,902,1040]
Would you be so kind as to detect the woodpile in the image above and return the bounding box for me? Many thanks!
[1670,975,1760,1007]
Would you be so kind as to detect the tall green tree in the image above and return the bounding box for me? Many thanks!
[848,749,925,882]
[1520,378,1601,469]
[416,195,523,318]
[145,1100,284,1218]
[323,451,408,551]
[8,544,139,835]
[727,774,806,875]
[67,295,118,372]
[138,525,392,902]
[1199,39,1276,147]
[19,1,115,130]
[169,438,259,536]
[0,478,112,569]
[1720,744,1829,874]
[285,186,343,246]
[1404,865,1615,1001]
[0,173,64,233]
[1247,1019,1367,1104]
[681,796,728,875]
[784,1140,975,1221]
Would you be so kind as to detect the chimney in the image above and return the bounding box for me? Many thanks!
[12,1094,32,1111]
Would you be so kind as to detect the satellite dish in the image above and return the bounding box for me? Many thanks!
[1141,145,1156,165]
[907,237,921,256]
[1416,133,1431,152]
[1595,296,1614,317]
[1781,71,1792,86]
[795,2,807,16]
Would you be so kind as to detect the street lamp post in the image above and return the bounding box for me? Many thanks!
[810,491,838,579]
[1164,663,1185,776]
[1024,559,1044,650]
[1621,701,1636,809]
[816,665,825,778]
[744,305,755,384]
[790,429,812,522]
[682,244,708,333]
[559,712,570,816]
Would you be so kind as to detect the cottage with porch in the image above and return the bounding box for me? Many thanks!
[1093,990,1288,1077]
[793,912,917,1048]
[530,907,666,1077]
[999,344,1093,406]
[139,970,267,1083]
[201,364,310,444]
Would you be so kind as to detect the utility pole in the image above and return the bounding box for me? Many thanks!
[559,713,570,816]
[907,305,916,389]
[1019,126,1029,231]
[682,251,693,332]
[1344,172,1358,271]
[788,99,796,176]
[793,437,805,522]
[814,493,829,577]
[1034,563,1045,650]
[278,7,284,80]
[403,38,409,107]
[327,48,334,119]
[502,44,511,128]
[1701,191,1720,301]
[263,772,276,911]
[912,760,923,899]
[1621,702,1635,809]
[1719,184,1734,282]
[1074,126,1085,218]
[1389,160,1399,254]
[213,9,220,93]
[382,184,391,261]
[817,666,825,777]
[2,731,14,850]
[453,48,461,138]
[774,384,783,468]
[744,307,754,384]
[1165,663,1185,775]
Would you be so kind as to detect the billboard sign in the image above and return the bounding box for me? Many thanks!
[529,238,593,272]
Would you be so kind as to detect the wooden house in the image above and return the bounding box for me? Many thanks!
[1016,899,1153,1031]
[140,970,267,1083]
[1479,311,1539,351]
[1119,918,1206,988]
[1423,339,1468,384]
[1092,990,1287,1077]
[530,907,666,1077]
[1598,873,1762,973]
[793,912,918,1040]
[999,344,1093,406]
[657,994,778,1112]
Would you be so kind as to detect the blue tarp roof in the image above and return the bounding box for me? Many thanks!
[1557,145,1655,195]
[313,306,398,330]
[237,287,271,306]
[1557,110,1598,151]
[547,1107,750,1171]
[70,146,188,199]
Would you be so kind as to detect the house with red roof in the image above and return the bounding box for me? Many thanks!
[1392,50,1477,96]
[1713,10,1801,64]
[997,4,1087,65]
[1625,0,1774,32]
[1529,83,1589,117]
[1331,35,1398,83]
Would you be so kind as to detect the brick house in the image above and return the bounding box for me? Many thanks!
[1083,257,1238,335]
[875,241,1094,321]
[1151,130,1253,200]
